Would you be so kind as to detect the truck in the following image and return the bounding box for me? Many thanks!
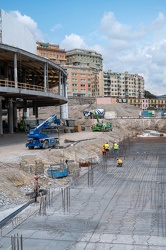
[91,110,112,132]
[83,109,105,118]
[25,114,61,149]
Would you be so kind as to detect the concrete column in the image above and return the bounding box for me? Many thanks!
[44,63,48,92]
[60,74,68,120]
[13,101,18,131]
[59,71,62,95]
[0,98,3,135]
[63,74,67,98]
[8,99,14,133]
[23,100,27,118]
[14,53,18,88]
[33,102,38,118]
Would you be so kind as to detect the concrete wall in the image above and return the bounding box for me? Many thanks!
[1,9,36,54]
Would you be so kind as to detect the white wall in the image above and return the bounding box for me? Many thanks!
[0,9,36,54]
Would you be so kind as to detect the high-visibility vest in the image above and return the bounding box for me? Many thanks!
[114,143,119,149]
[105,143,109,149]
[102,146,105,152]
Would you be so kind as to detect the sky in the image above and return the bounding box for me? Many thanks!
[1,0,166,96]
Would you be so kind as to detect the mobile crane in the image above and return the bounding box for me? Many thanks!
[25,114,61,149]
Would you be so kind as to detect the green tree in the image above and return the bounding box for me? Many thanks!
[144,90,156,99]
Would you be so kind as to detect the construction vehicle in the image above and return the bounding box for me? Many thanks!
[83,109,105,118]
[91,110,112,132]
[25,114,61,149]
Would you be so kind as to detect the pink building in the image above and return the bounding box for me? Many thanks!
[141,99,149,109]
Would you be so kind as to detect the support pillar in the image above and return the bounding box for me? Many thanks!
[44,63,48,92]
[60,74,68,119]
[14,53,18,88]
[59,71,62,95]
[23,100,27,119]
[33,102,38,118]
[13,101,18,131]
[8,99,14,133]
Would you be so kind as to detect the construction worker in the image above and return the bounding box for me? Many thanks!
[113,141,119,155]
[102,144,106,155]
[34,175,40,203]
[104,142,109,155]
[117,158,123,167]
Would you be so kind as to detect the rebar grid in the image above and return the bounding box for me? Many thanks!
[1,137,166,250]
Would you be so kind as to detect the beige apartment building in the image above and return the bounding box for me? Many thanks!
[64,65,93,97]
[65,48,103,97]
[103,70,144,98]
[66,48,103,71]
[36,42,66,66]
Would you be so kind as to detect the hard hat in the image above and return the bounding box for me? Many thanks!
[34,175,38,180]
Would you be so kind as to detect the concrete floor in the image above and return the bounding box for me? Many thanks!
[1,137,166,250]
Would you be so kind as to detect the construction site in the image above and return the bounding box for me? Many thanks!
[0,101,166,250]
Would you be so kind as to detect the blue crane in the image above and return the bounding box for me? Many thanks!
[25,114,61,149]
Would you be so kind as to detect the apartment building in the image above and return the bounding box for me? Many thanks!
[103,70,144,98]
[66,49,103,71]
[91,71,104,97]
[65,48,103,97]
[36,42,66,66]
[64,65,93,97]
[126,98,166,110]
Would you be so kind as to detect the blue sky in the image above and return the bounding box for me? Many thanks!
[1,0,166,95]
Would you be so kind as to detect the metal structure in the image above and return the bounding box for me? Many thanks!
[26,114,61,149]
[0,43,68,135]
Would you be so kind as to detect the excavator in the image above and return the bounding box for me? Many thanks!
[91,110,112,132]
[25,114,61,149]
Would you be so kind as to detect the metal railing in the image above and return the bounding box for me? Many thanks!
[0,79,59,95]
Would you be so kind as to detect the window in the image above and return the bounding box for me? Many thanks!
[81,84,85,87]
[72,78,77,82]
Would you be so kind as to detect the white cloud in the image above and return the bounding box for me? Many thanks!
[60,33,87,50]
[8,10,166,95]
[97,11,166,95]
[9,11,44,41]
[50,23,63,32]
[100,12,146,40]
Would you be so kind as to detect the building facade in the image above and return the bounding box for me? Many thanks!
[91,71,104,97]
[36,42,66,66]
[103,70,144,99]
[124,98,166,110]
[64,65,93,97]
[66,49,103,71]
